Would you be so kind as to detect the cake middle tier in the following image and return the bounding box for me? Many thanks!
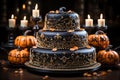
[36,29,88,49]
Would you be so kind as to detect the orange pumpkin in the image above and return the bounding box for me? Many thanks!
[14,30,37,48]
[88,30,109,49]
[97,46,119,65]
[8,47,29,64]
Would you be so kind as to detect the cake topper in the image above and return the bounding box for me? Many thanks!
[59,7,66,13]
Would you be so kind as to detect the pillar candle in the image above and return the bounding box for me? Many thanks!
[9,14,16,28]
[20,16,28,27]
[98,14,105,27]
[32,4,39,18]
[85,14,93,27]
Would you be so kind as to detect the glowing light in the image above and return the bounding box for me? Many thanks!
[100,13,103,19]
[11,14,14,19]
[35,4,38,10]
[23,16,26,20]
[22,4,26,10]
[28,1,32,5]
[88,14,91,19]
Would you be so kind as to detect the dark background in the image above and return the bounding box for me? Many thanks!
[0,0,120,48]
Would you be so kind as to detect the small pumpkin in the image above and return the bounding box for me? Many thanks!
[8,47,29,64]
[14,30,37,48]
[88,30,109,49]
[97,45,119,65]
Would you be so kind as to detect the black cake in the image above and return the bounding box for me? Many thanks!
[25,7,101,73]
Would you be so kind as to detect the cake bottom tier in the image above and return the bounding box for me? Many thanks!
[28,47,100,70]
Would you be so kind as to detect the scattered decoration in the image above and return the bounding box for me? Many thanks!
[32,46,37,48]
[67,30,74,32]
[49,28,55,31]
[83,72,88,77]
[86,45,91,49]
[19,70,23,74]
[92,72,98,76]
[70,46,78,51]
[55,10,59,13]
[73,46,79,50]
[2,67,8,71]
[42,75,49,80]
[83,69,112,77]
[14,70,19,74]
[49,11,55,13]
[68,10,72,13]
[107,69,112,73]
[86,73,92,77]
[80,28,84,30]
[14,68,23,74]
[70,47,75,51]
[52,48,57,52]
[100,71,107,76]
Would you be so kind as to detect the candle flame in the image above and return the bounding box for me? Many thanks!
[16,8,19,12]
[35,4,38,10]
[100,13,103,19]
[22,4,26,10]
[11,14,14,19]
[88,14,90,19]
[28,1,32,5]
[23,16,26,20]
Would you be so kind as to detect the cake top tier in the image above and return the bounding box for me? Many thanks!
[43,7,80,31]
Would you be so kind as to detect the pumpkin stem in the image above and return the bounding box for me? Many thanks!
[105,45,112,51]
[24,30,32,36]
[95,30,105,35]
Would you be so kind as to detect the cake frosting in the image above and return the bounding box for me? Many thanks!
[29,47,97,69]
[36,29,88,49]
[43,7,80,31]
[26,7,100,71]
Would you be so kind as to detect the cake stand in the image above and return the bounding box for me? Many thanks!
[25,62,101,75]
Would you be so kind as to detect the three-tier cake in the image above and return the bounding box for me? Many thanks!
[25,7,101,73]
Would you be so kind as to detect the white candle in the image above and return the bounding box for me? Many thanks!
[32,4,39,18]
[98,14,105,27]
[20,16,28,27]
[85,14,93,27]
[9,14,16,28]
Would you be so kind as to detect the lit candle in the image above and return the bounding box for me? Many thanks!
[20,16,28,27]
[85,14,93,27]
[22,4,26,10]
[9,14,16,28]
[32,4,39,18]
[98,14,105,27]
